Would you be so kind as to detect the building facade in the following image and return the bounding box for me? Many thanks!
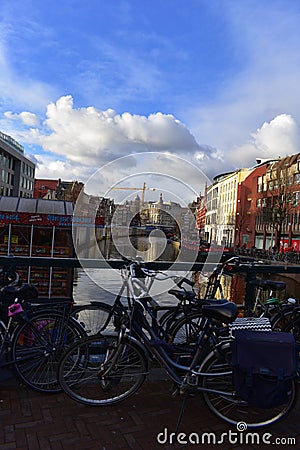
[203,168,253,247]
[235,162,270,249]
[200,154,300,252]
[34,178,84,202]
[0,130,35,197]
[247,155,300,251]
[147,194,187,232]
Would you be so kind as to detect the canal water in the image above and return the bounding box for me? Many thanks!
[73,236,180,307]
[73,237,300,307]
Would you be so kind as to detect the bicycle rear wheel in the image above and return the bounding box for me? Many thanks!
[12,312,85,393]
[58,334,148,405]
[169,312,206,345]
[281,315,300,365]
[200,343,297,428]
[271,306,297,331]
[72,302,115,335]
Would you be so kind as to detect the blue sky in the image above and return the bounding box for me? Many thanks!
[1,0,300,198]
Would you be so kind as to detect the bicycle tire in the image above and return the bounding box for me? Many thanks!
[0,320,6,358]
[281,315,300,339]
[270,306,296,331]
[12,312,86,393]
[281,315,300,364]
[58,334,148,406]
[72,302,115,335]
[169,311,206,345]
[200,342,297,428]
[158,306,182,330]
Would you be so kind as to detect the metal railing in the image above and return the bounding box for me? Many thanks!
[1,255,300,309]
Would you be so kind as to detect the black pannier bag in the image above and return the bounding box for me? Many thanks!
[231,330,297,409]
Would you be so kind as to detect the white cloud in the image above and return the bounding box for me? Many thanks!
[20,112,40,126]
[2,95,213,196]
[20,95,201,167]
[251,114,300,156]
[227,114,300,169]
[32,153,94,181]
[4,99,300,188]
[4,111,39,126]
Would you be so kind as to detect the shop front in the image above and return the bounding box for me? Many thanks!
[0,197,104,298]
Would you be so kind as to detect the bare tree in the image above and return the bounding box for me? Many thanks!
[261,161,297,250]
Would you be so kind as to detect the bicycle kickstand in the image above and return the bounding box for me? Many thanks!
[174,393,190,434]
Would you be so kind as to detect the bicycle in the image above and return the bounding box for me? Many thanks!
[71,256,200,339]
[0,264,116,337]
[199,257,299,331]
[57,259,298,428]
[245,277,298,330]
[0,290,87,393]
[68,256,288,346]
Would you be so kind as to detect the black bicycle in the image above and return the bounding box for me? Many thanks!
[57,259,298,428]
[0,289,86,393]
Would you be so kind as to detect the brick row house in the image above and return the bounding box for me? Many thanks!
[197,153,300,252]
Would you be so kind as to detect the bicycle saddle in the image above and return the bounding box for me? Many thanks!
[168,289,196,301]
[0,283,38,300]
[248,279,286,291]
[202,300,238,324]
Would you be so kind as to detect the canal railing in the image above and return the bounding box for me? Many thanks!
[1,255,300,308]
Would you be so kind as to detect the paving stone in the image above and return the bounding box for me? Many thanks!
[0,377,299,450]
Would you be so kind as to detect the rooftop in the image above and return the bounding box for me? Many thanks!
[0,130,24,154]
[0,196,74,215]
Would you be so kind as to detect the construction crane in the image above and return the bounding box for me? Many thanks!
[112,182,155,205]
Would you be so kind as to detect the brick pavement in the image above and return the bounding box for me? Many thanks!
[0,372,299,450]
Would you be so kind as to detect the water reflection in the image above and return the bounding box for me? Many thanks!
[196,270,300,307]
[73,237,180,306]
[73,236,300,307]
[197,273,246,305]
[98,236,179,262]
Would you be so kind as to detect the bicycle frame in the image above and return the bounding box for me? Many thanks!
[100,273,233,397]
[92,260,234,396]
[98,266,196,333]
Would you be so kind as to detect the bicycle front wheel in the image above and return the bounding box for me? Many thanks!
[200,343,297,428]
[58,334,148,406]
[12,312,85,393]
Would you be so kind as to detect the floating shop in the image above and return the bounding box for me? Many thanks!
[0,196,104,298]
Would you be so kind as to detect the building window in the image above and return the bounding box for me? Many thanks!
[294,191,300,205]
[295,173,300,184]
[262,175,267,191]
[257,176,262,192]
[256,198,262,207]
